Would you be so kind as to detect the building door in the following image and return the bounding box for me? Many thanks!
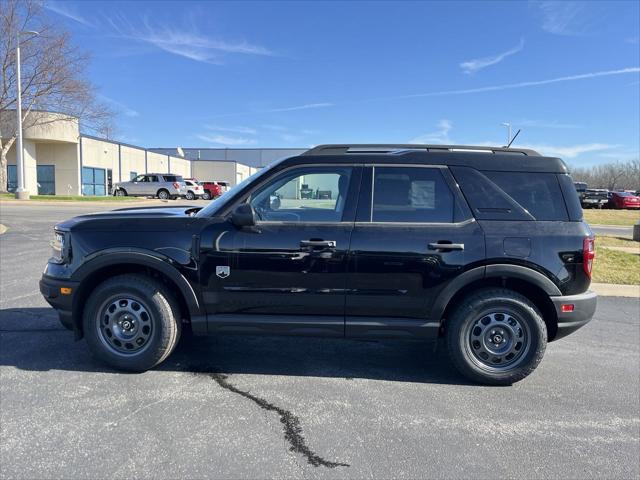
[36,165,55,195]
[107,169,113,195]
[6,165,17,192]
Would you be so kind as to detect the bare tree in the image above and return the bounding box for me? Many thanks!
[571,159,640,191]
[0,0,113,192]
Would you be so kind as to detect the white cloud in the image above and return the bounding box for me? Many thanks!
[517,119,581,129]
[460,38,524,74]
[533,1,590,36]
[517,143,618,158]
[204,125,257,134]
[45,1,93,27]
[196,134,256,146]
[409,120,453,144]
[264,103,334,113]
[105,13,273,63]
[99,95,139,118]
[385,67,640,100]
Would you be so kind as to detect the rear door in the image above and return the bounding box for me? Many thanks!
[345,165,484,339]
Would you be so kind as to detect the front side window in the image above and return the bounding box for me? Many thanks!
[372,167,454,223]
[250,166,352,222]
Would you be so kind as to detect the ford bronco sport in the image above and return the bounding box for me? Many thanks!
[40,144,597,385]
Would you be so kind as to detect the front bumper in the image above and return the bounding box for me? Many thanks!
[551,290,597,340]
[39,275,79,331]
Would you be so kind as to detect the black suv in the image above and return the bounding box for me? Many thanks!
[40,144,597,385]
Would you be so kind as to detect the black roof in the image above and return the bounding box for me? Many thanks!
[293,144,568,173]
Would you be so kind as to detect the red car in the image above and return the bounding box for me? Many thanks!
[607,191,640,209]
[199,180,230,200]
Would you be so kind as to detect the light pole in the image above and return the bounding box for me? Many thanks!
[501,122,512,147]
[14,30,39,200]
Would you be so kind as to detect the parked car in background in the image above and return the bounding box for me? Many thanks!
[183,179,205,200]
[200,180,230,200]
[580,189,609,209]
[113,174,186,200]
[606,191,640,209]
[574,182,587,197]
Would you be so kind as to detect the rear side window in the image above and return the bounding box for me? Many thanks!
[372,167,454,223]
[163,175,183,182]
[483,171,568,221]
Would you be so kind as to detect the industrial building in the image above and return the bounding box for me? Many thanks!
[1,111,305,196]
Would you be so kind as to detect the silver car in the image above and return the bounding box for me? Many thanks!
[113,173,186,200]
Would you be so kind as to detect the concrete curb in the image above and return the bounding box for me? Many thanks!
[0,224,7,235]
[591,224,637,229]
[591,283,640,298]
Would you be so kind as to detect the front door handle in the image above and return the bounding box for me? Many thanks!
[428,242,465,251]
[300,240,337,249]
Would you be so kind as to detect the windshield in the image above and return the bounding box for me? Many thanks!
[195,162,280,217]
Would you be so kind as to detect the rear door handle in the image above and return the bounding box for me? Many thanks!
[300,240,337,249]
[428,242,465,251]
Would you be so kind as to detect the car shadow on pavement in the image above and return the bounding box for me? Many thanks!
[0,307,472,386]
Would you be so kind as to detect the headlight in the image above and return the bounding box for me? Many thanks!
[50,230,70,264]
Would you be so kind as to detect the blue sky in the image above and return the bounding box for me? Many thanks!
[45,0,639,166]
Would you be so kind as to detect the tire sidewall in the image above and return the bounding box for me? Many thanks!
[83,278,179,371]
[449,292,547,384]
[202,192,211,200]
[157,189,169,199]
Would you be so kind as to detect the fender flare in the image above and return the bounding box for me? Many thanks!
[431,264,561,320]
[71,249,203,318]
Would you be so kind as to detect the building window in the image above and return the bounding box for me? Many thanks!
[130,171,137,180]
[36,165,55,195]
[82,166,106,196]
[6,165,17,192]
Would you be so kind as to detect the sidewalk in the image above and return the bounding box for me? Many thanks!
[591,283,640,298]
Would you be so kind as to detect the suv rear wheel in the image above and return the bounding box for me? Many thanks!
[83,274,181,372]
[157,189,170,200]
[202,191,211,200]
[446,288,547,385]
[185,190,195,200]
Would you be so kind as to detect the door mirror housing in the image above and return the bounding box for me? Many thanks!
[231,203,258,227]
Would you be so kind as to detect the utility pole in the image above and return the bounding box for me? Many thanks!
[501,122,512,147]
[14,30,39,200]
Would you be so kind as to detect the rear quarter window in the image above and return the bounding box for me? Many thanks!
[482,171,568,221]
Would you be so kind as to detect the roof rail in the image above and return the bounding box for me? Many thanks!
[303,144,541,156]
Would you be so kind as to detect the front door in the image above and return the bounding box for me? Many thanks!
[202,164,361,336]
[345,165,484,339]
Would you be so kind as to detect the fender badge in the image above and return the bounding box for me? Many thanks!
[216,266,230,279]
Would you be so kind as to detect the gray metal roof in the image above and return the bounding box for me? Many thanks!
[148,147,307,168]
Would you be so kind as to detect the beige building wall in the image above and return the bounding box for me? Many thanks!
[81,136,119,182]
[146,151,170,173]
[171,157,191,178]
[120,145,146,181]
[36,143,81,195]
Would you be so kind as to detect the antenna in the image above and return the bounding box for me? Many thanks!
[507,129,521,148]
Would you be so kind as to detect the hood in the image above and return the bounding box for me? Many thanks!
[56,205,201,230]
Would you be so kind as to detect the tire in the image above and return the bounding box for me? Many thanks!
[202,191,211,200]
[157,189,170,200]
[185,191,195,200]
[83,274,181,372]
[446,288,547,385]
[115,188,127,197]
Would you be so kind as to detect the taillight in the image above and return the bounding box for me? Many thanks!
[173,182,180,189]
[583,237,595,278]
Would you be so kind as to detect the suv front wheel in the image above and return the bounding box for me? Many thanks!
[83,274,181,372]
[446,288,547,385]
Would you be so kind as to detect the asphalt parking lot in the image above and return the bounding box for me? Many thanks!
[1,202,639,479]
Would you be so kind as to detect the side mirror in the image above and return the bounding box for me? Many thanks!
[269,195,281,210]
[231,203,257,227]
